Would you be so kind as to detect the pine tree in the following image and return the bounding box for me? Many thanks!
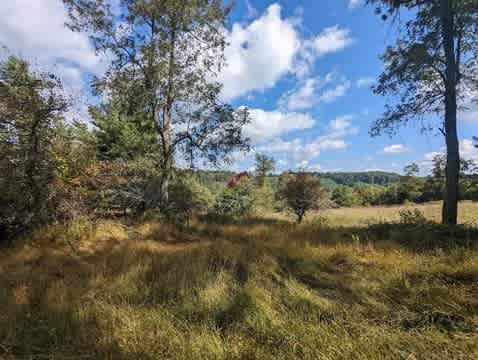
[368,0,478,224]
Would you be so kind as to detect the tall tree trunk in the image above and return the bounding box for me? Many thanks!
[159,21,177,209]
[159,107,172,208]
[440,0,460,225]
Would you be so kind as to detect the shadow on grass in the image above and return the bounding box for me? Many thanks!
[1,214,478,358]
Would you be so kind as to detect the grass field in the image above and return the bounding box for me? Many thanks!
[1,202,478,359]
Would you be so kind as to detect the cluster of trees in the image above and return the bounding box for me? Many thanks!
[331,158,478,207]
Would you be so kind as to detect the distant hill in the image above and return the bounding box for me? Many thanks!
[316,171,403,187]
[192,169,403,188]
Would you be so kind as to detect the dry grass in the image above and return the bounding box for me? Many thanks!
[0,202,478,359]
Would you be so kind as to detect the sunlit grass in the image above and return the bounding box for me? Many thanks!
[1,202,478,359]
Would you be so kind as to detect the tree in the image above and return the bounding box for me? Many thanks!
[0,56,69,236]
[404,163,419,177]
[63,0,250,208]
[368,0,478,224]
[277,172,322,224]
[421,154,476,202]
[254,153,275,186]
[399,163,423,202]
[331,185,362,207]
[91,101,160,161]
[213,175,253,219]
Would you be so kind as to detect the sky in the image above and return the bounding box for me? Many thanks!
[0,0,477,174]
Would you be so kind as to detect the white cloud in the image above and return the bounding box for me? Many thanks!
[356,77,375,88]
[329,115,354,133]
[420,140,478,174]
[258,136,347,163]
[318,79,351,103]
[424,151,443,161]
[383,144,410,154]
[0,0,106,124]
[0,0,100,78]
[279,72,351,110]
[348,0,365,10]
[220,4,300,100]
[307,26,354,58]
[256,114,356,164]
[244,108,316,142]
[0,1,98,66]
[460,139,478,162]
[220,5,354,99]
[280,78,318,111]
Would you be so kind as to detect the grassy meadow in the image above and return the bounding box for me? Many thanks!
[1,202,478,359]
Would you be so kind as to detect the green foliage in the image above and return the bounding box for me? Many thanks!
[213,180,253,219]
[167,174,215,226]
[331,185,362,207]
[63,0,251,206]
[254,153,275,186]
[0,56,69,238]
[90,102,159,161]
[277,172,322,223]
[399,208,428,225]
[251,181,276,211]
[320,171,401,186]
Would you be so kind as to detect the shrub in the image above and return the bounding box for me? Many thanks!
[399,208,428,225]
[277,172,322,223]
[213,178,253,219]
[167,175,214,226]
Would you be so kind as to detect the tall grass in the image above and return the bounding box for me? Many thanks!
[0,202,477,359]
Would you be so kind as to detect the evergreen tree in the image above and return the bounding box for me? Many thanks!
[63,0,250,208]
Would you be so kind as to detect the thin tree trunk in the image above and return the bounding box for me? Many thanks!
[159,21,177,209]
[160,108,172,207]
[440,0,460,225]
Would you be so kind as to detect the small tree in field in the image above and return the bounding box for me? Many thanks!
[254,153,275,186]
[278,172,322,224]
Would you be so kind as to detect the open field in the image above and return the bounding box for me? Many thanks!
[319,201,478,227]
[1,202,478,359]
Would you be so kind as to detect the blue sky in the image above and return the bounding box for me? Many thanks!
[1,0,477,174]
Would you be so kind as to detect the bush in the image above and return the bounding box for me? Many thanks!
[213,178,253,219]
[331,185,362,207]
[167,175,214,226]
[252,181,275,212]
[399,208,428,225]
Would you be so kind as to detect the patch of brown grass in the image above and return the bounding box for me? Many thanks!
[0,202,478,359]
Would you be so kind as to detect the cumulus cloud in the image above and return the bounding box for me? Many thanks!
[256,114,356,164]
[279,78,319,111]
[219,4,300,100]
[258,136,347,163]
[383,144,410,154]
[0,0,108,123]
[244,109,316,142]
[459,139,478,162]
[0,0,101,83]
[318,79,351,103]
[220,4,353,99]
[308,26,354,58]
[279,72,351,110]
